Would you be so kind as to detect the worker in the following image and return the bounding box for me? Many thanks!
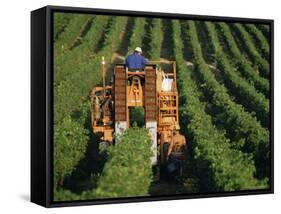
[125,47,149,71]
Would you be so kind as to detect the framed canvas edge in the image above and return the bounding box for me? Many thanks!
[31,7,48,207]
[31,5,274,208]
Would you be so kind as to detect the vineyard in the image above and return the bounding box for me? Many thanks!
[53,12,271,201]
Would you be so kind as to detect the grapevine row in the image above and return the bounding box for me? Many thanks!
[216,22,269,97]
[172,20,262,191]
[53,13,73,41]
[100,18,163,197]
[54,14,110,190]
[54,15,110,84]
[125,17,146,56]
[203,21,269,128]
[54,16,128,124]
[52,16,271,199]
[183,20,269,180]
[54,111,89,188]
[231,23,270,79]
[256,24,270,38]
[149,18,163,60]
[93,128,152,198]
[244,24,269,59]
[81,19,166,198]
[53,17,128,188]
[54,14,93,58]
[54,128,153,201]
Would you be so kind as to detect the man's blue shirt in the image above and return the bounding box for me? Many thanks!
[125,52,149,69]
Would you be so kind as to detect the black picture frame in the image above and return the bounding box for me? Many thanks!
[31,5,274,208]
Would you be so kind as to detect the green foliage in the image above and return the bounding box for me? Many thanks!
[54,189,82,201]
[244,24,269,59]
[256,24,270,39]
[172,20,264,191]
[217,22,269,97]
[52,13,271,201]
[54,16,128,125]
[53,13,73,41]
[231,23,270,78]
[203,21,269,127]
[54,116,89,188]
[184,20,269,180]
[54,14,93,57]
[54,128,153,201]
[95,127,153,198]
[126,17,146,56]
[149,18,163,60]
[54,59,101,125]
[53,16,129,201]
[129,107,145,127]
[97,17,128,62]
[54,15,110,84]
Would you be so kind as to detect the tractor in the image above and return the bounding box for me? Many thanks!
[90,57,186,175]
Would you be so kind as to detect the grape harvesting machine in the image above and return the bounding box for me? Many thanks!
[90,59,186,173]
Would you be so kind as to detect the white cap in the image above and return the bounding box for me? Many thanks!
[135,47,142,53]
